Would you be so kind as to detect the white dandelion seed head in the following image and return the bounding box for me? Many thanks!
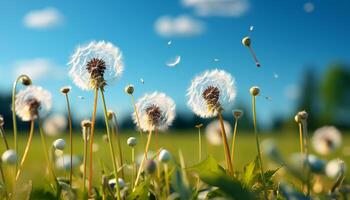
[187,69,237,118]
[205,119,232,146]
[1,149,17,165]
[159,149,171,163]
[68,41,124,90]
[312,126,342,155]
[133,92,176,132]
[108,178,125,189]
[127,137,137,147]
[53,138,66,150]
[325,159,346,179]
[43,114,67,137]
[15,86,52,121]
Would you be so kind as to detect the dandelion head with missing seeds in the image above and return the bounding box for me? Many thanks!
[14,86,52,121]
[133,92,175,132]
[187,69,236,118]
[312,126,342,155]
[68,41,124,90]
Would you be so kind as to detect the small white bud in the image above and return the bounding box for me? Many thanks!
[2,149,17,165]
[108,178,125,189]
[127,137,137,147]
[159,149,171,163]
[53,138,66,150]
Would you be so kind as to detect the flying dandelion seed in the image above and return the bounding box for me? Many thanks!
[133,92,176,132]
[304,2,315,13]
[167,40,172,45]
[77,96,85,100]
[166,55,181,67]
[249,25,254,32]
[242,36,261,67]
[140,78,144,84]
[214,58,220,62]
[273,73,279,79]
[312,126,342,155]
[205,120,232,146]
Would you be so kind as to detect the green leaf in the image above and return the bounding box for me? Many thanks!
[172,168,192,200]
[188,156,255,200]
[127,179,150,200]
[242,157,258,187]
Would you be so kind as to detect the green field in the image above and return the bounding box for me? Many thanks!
[2,130,349,191]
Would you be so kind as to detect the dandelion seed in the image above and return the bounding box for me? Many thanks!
[133,92,175,132]
[166,55,181,67]
[312,126,342,155]
[140,78,144,84]
[273,72,279,79]
[249,25,254,32]
[205,120,232,146]
[304,2,314,13]
[242,36,261,67]
[167,40,172,45]
[15,86,52,121]
[187,69,236,118]
[43,114,67,137]
[213,58,220,62]
[77,96,85,100]
[68,41,124,90]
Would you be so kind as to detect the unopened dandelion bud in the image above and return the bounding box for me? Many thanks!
[298,110,308,120]
[195,124,203,128]
[53,139,66,150]
[60,86,71,94]
[81,120,91,128]
[294,114,302,123]
[250,86,260,96]
[108,178,125,189]
[20,75,32,86]
[127,137,137,147]
[145,159,157,175]
[0,115,4,127]
[125,85,134,95]
[233,110,243,119]
[2,149,17,165]
[242,36,251,46]
[159,149,171,163]
[107,110,115,120]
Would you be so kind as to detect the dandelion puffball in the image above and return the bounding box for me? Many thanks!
[312,126,342,155]
[2,149,17,165]
[205,120,232,146]
[15,86,52,121]
[68,41,124,90]
[53,138,66,150]
[187,69,236,118]
[43,114,67,137]
[133,92,176,132]
[108,178,125,189]
[159,149,171,163]
[127,137,137,147]
[325,159,346,179]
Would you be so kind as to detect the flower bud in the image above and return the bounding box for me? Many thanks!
[125,85,134,95]
[107,110,115,120]
[195,124,203,129]
[108,178,125,189]
[53,138,66,150]
[298,110,308,120]
[145,159,157,174]
[81,119,91,128]
[159,149,171,163]
[2,149,17,165]
[242,36,251,46]
[233,110,243,119]
[60,86,71,94]
[250,86,260,96]
[127,137,137,147]
[0,115,4,127]
[20,75,32,86]
[294,114,301,123]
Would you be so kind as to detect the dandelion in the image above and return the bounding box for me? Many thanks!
[250,86,268,199]
[109,178,126,189]
[242,36,261,67]
[69,41,123,197]
[326,159,347,179]
[11,74,31,172]
[187,69,236,176]
[53,138,66,151]
[145,159,157,175]
[125,85,142,136]
[127,137,137,188]
[43,114,67,137]
[231,109,243,168]
[205,120,232,146]
[127,137,137,147]
[133,92,175,188]
[2,149,17,165]
[0,115,10,150]
[159,149,171,196]
[81,120,91,194]
[312,126,342,155]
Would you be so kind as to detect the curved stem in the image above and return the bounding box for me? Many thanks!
[134,128,153,189]
[131,95,142,136]
[0,126,10,150]
[16,120,34,181]
[252,96,268,200]
[217,111,233,176]
[64,93,74,188]
[100,89,121,200]
[231,118,238,170]
[88,88,98,196]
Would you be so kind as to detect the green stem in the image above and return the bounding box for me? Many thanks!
[64,94,74,188]
[82,127,89,195]
[131,95,142,136]
[252,96,268,200]
[198,127,202,162]
[302,120,311,196]
[100,89,121,200]
[88,88,98,196]
[111,114,124,179]
[217,111,234,176]
[0,126,10,150]
[231,118,238,171]
[164,163,170,197]
[131,147,135,189]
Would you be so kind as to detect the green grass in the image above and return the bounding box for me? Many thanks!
[1,130,349,190]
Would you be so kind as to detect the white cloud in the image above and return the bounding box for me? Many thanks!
[13,58,65,81]
[24,7,63,29]
[154,15,205,37]
[284,84,301,100]
[182,0,249,17]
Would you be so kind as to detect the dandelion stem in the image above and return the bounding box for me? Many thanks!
[88,88,98,196]
[164,163,170,197]
[197,127,202,162]
[16,120,34,181]
[100,89,121,200]
[252,96,268,200]
[131,147,135,189]
[131,95,142,136]
[301,120,311,196]
[155,129,161,179]
[64,93,74,188]
[0,126,10,150]
[248,46,260,67]
[82,127,89,195]
[217,111,234,176]
[111,114,124,179]
[231,118,238,171]
[298,123,304,154]
[134,128,153,189]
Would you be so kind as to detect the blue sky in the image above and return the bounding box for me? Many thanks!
[0,0,349,126]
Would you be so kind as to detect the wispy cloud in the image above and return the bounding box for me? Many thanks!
[182,0,249,17]
[23,7,63,29]
[154,15,205,37]
[13,58,65,81]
